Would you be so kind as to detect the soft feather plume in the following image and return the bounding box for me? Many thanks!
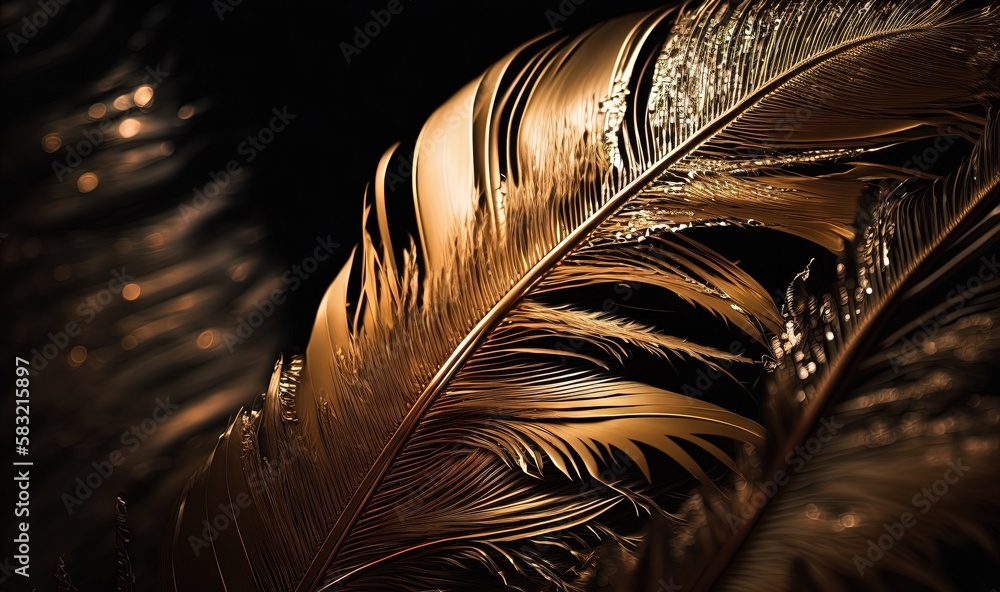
[164,1,1000,590]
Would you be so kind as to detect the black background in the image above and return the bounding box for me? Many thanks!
[189,0,671,348]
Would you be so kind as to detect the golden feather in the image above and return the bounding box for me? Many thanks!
[164,1,1000,590]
